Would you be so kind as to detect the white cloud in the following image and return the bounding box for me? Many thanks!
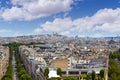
[0,29,12,33]
[0,0,73,21]
[34,28,44,34]
[34,8,120,37]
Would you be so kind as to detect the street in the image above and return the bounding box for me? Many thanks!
[12,54,18,80]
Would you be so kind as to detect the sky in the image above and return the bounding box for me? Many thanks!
[0,0,120,37]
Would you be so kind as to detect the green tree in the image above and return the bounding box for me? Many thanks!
[18,70,26,77]
[110,73,117,80]
[1,75,12,80]
[100,69,106,80]
[91,70,96,80]
[2,43,32,80]
[44,67,49,78]
[108,49,120,80]
[80,74,86,79]
[57,68,62,77]
[86,75,91,80]
[19,74,32,80]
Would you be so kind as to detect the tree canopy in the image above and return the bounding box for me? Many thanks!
[57,68,62,77]
[44,67,49,78]
[91,70,96,80]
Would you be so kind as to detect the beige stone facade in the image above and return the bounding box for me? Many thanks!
[0,46,9,79]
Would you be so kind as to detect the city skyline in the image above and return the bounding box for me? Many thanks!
[0,0,120,37]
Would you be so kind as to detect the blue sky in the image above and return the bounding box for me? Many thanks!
[0,0,120,37]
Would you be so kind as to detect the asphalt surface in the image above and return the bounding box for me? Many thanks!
[12,54,18,80]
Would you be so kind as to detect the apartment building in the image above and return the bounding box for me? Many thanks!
[18,41,109,79]
[0,46,9,79]
[19,46,46,80]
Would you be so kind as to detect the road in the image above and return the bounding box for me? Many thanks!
[106,59,109,80]
[12,54,18,80]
